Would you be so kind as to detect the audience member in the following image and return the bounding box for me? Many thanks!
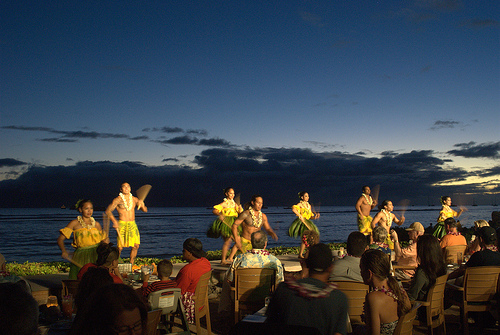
[74,267,114,314]
[360,249,411,335]
[439,218,466,250]
[140,259,176,298]
[71,283,147,335]
[392,222,424,280]
[0,282,39,335]
[267,243,349,335]
[219,231,284,314]
[407,235,447,302]
[329,231,368,282]
[369,226,391,255]
[175,238,211,323]
[466,219,489,255]
[77,242,123,283]
[0,253,31,291]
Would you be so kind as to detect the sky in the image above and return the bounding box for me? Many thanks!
[0,0,499,208]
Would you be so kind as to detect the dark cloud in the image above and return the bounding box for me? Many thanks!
[143,127,184,133]
[1,145,497,208]
[38,138,78,143]
[162,158,179,162]
[159,136,198,145]
[0,158,26,167]
[198,138,232,147]
[429,120,461,130]
[186,129,208,136]
[129,136,149,140]
[460,19,499,28]
[447,141,500,159]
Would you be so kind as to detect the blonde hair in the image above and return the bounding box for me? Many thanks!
[474,219,489,229]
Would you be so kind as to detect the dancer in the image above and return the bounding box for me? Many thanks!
[227,195,278,262]
[105,182,147,264]
[57,199,108,279]
[360,249,411,335]
[432,195,465,239]
[288,192,320,258]
[356,185,378,236]
[371,200,405,249]
[207,187,243,264]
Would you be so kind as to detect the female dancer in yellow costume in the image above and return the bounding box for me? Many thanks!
[432,196,465,239]
[288,192,320,258]
[57,199,108,279]
[207,187,243,264]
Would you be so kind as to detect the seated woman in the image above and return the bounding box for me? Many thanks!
[71,283,148,335]
[466,219,490,255]
[360,249,411,335]
[77,242,123,283]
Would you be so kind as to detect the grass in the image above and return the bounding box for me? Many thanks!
[7,242,348,276]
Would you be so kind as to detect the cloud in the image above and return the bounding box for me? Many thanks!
[38,138,78,143]
[429,120,461,130]
[447,141,500,159]
[0,158,26,167]
[460,19,499,29]
[142,127,184,133]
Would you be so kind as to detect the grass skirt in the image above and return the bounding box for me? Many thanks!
[288,218,319,238]
[432,221,446,239]
[69,244,98,280]
[206,216,241,238]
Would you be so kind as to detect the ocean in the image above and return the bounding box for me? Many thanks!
[0,206,497,263]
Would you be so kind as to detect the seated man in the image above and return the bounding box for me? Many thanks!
[266,243,349,335]
[329,231,368,282]
[392,221,424,280]
[439,218,466,249]
[175,238,211,323]
[0,282,39,335]
[369,226,391,255]
[448,226,500,281]
[140,259,176,298]
[218,231,284,314]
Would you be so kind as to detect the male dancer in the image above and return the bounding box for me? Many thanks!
[355,185,378,236]
[105,182,147,264]
[227,195,278,262]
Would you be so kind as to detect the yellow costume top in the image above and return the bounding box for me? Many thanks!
[60,217,107,248]
[292,203,314,220]
[213,204,239,217]
[438,207,457,222]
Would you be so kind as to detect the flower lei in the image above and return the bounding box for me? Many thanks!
[362,193,373,205]
[371,286,399,301]
[250,249,270,256]
[381,209,392,224]
[77,216,96,229]
[485,245,499,252]
[285,277,337,299]
[299,200,311,210]
[374,242,390,249]
[120,192,133,211]
[249,208,263,228]
[223,198,236,208]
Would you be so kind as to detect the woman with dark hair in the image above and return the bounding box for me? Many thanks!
[360,249,411,335]
[71,283,148,335]
[407,234,447,302]
[288,192,320,258]
[207,187,243,264]
[433,196,465,239]
[57,199,108,279]
[77,242,123,283]
[74,267,114,315]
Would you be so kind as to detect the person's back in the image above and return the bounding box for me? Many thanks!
[0,282,39,335]
[267,243,348,335]
[330,231,367,282]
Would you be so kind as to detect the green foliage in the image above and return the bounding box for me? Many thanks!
[7,242,350,275]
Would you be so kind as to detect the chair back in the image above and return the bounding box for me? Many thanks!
[193,270,212,335]
[330,281,369,325]
[145,309,162,335]
[426,274,448,327]
[394,302,420,335]
[443,245,467,264]
[61,279,80,297]
[234,268,276,323]
[463,266,500,305]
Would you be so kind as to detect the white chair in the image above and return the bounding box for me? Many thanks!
[148,288,190,334]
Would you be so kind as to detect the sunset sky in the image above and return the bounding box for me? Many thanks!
[1,1,498,207]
